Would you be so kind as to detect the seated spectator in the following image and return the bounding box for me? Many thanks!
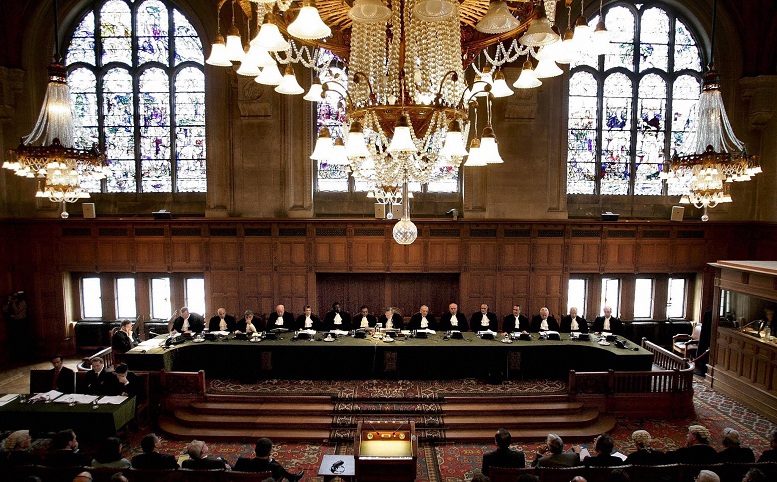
[84,357,113,396]
[696,470,720,482]
[73,472,92,482]
[482,428,526,476]
[233,437,303,481]
[130,433,179,470]
[90,437,130,469]
[742,468,768,482]
[181,440,231,471]
[45,429,90,467]
[717,427,755,463]
[1,430,37,467]
[45,355,75,394]
[667,424,717,464]
[757,428,777,462]
[111,320,138,354]
[111,474,128,482]
[624,430,665,465]
[532,433,580,467]
[584,434,623,467]
[109,363,145,403]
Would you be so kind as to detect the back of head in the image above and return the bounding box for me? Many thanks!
[688,425,711,445]
[255,438,273,457]
[547,434,564,454]
[110,474,129,482]
[187,440,206,459]
[471,475,490,482]
[631,430,651,449]
[722,427,740,446]
[94,437,122,463]
[608,468,630,482]
[114,363,129,375]
[51,429,75,450]
[73,472,92,482]
[595,434,615,455]
[743,468,767,482]
[696,470,720,482]
[140,433,158,454]
[495,428,512,449]
[4,430,31,451]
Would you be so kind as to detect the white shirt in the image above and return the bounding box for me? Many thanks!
[304,316,313,328]
[604,316,611,331]
[182,317,190,332]
[570,318,579,331]
[359,316,369,328]
[245,322,257,333]
[275,316,284,325]
[333,313,342,325]
[451,316,458,327]
[219,318,227,331]
[420,316,428,328]
[386,318,393,329]
[481,314,490,327]
[540,319,549,331]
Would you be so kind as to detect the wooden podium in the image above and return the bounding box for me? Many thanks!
[354,421,417,481]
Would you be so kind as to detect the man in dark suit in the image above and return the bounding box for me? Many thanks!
[44,429,90,467]
[85,357,113,395]
[208,307,236,332]
[560,307,589,333]
[295,305,323,330]
[352,305,377,329]
[532,433,581,467]
[323,302,351,331]
[234,438,303,481]
[171,306,205,334]
[592,306,623,335]
[131,433,179,470]
[470,303,499,332]
[267,304,295,330]
[44,355,75,394]
[482,428,526,476]
[181,440,231,470]
[111,320,138,353]
[378,307,404,329]
[530,307,560,332]
[438,303,468,331]
[407,305,437,330]
[236,310,261,333]
[666,424,718,464]
[503,305,529,333]
[110,363,145,403]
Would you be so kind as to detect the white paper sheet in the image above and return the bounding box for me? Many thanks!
[97,395,128,405]
[30,390,63,402]
[0,394,19,406]
[54,394,99,404]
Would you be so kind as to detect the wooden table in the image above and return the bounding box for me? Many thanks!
[318,454,356,482]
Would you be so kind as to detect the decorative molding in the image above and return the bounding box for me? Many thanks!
[504,74,539,120]
[237,77,271,117]
[740,76,777,129]
[0,67,24,119]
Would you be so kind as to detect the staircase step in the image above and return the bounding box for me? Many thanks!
[444,415,617,442]
[191,400,334,415]
[158,415,332,443]
[442,401,583,415]
[442,409,602,428]
[173,408,333,428]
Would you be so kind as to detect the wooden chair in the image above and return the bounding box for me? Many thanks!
[489,466,536,482]
[585,464,631,482]
[537,465,586,482]
[626,464,680,482]
[134,371,151,427]
[126,467,179,482]
[224,471,274,481]
[89,466,130,482]
[673,323,702,358]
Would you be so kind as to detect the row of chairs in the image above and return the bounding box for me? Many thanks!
[489,462,777,482]
[5,465,272,482]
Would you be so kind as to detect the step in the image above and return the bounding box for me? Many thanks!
[442,401,583,415]
[443,415,617,442]
[442,395,571,404]
[173,408,334,429]
[190,400,334,415]
[158,415,332,442]
[442,409,602,429]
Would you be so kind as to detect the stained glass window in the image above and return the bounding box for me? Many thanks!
[65,0,206,193]
[567,2,703,196]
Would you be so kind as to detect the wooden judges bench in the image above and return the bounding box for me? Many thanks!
[124,332,653,380]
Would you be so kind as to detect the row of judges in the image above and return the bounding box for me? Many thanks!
[168,303,625,335]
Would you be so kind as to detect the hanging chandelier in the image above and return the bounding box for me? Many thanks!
[206,0,607,242]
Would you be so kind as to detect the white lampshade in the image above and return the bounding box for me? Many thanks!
[476,1,520,34]
[441,120,469,157]
[574,15,592,43]
[464,138,487,166]
[255,63,284,85]
[349,0,392,24]
[311,127,334,161]
[554,29,579,64]
[393,217,418,245]
[303,79,324,102]
[329,137,349,165]
[490,70,514,97]
[275,65,305,95]
[345,121,371,158]
[413,0,457,22]
[519,3,559,47]
[225,26,245,63]
[287,2,332,41]
[387,114,417,153]
[534,58,563,78]
[591,20,611,55]
[205,35,232,67]
[254,22,290,52]
[480,126,503,164]
[235,47,261,76]
[513,60,542,89]
[246,42,276,68]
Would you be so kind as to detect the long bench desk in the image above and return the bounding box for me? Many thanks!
[124,333,653,380]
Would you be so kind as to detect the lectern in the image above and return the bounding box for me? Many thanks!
[354,421,417,482]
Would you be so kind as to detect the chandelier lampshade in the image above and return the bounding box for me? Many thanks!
[255,62,284,85]
[206,35,232,66]
[225,26,246,62]
[254,21,290,52]
[519,2,559,46]
[513,60,542,89]
[490,70,514,98]
[413,0,457,22]
[329,137,350,165]
[348,0,392,24]
[303,78,324,102]
[287,1,332,40]
[311,126,334,161]
[534,57,563,78]
[246,41,277,68]
[441,120,469,158]
[387,115,417,153]
[476,0,520,34]
[464,138,487,166]
[236,48,262,76]
[345,121,371,158]
[275,65,305,94]
[479,126,503,164]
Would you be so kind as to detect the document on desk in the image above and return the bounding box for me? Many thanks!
[30,390,63,402]
[97,395,128,405]
[138,339,163,348]
[331,330,350,336]
[55,394,99,404]
[0,394,19,406]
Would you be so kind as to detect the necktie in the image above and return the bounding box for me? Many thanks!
[52,369,60,390]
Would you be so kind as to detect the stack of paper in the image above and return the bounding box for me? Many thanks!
[331,330,350,336]
[30,390,63,402]
[97,395,128,405]
[0,394,19,406]
[54,394,99,404]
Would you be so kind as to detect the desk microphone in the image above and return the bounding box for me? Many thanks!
[330,460,345,473]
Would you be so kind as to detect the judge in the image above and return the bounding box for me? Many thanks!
[560,307,589,333]
[110,363,145,403]
[439,303,468,331]
[295,305,323,330]
[470,303,499,332]
[353,305,377,329]
[208,308,236,332]
[267,304,295,330]
[323,302,351,331]
[112,320,139,353]
[378,307,404,329]
[531,307,560,332]
[592,306,623,335]
[503,305,529,333]
[407,305,437,330]
[171,307,205,334]
[236,310,260,334]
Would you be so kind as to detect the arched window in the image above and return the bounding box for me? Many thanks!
[567,2,703,196]
[65,0,206,193]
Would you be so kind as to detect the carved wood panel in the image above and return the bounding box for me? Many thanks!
[171,239,205,270]
[673,241,709,271]
[238,270,275,317]
[462,271,497,314]
[60,238,97,270]
[426,240,461,270]
[533,240,564,269]
[97,240,134,271]
[207,270,240,315]
[636,240,672,271]
[313,240,348,267]
[388,241,425,270]
[134,239,167,271]
[350,239,386,270]
[275,240,308,268]
[276,271,309,314]
[466,241,498,268]
[208,240,241,268]
[529,272,563,315]
[567,240,600,271]
[243,239,274,270]
[498,272,530,313]
[502,241,531,269]
[602,241,637,272]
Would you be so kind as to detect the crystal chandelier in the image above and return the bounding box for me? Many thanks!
[207,1,608,242]
[660,0,760,221]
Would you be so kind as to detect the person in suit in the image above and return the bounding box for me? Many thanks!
[583,434,623,467]
[717,427,755,463]
[378,307,404,329]
[233,437,303,481]
[560,307,589,333]
[482,428,526,476]
[267,304,295,330]
[208,308,236,332]
[85,357,113,395]
[181,440,231,470]
[236,310,260,333]
[323,302,351,331]
[111,320,138,354]
[353,305,377,329]
[1,430,38,467]
[44,429,90,467]
[439,303,468,331]
[532,433,581,467]
[503,305,529,333]
[666,424,718,464]
[471,304,499,332]
[295,305,323,330]
[131,433,179,470]
[44,355,75,394]
[624,430,665,465]
[110,363,145,403]
[592,306,623,335]
[171,307,205,334]
[407,305,437,330]
[91,437,131,469]
[758,428,777,462]
[530,308,560,332]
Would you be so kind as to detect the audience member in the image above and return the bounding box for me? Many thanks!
[532,433,580,467]
[1,430,37,467]
[84,357,113,395]
[72,472,92,482]
[110,363,145,402]
[482,428,526,476]
[181,439,231,470]
[130,433,179,470]
[742,468,768,482]
[584,434,623,467]
[667,425,717,464]
[608,469,630,482]
[90,437,131,468]
[717,427,755,463]
[757,428,777,462]
[45,355,75,393]
[45,429,90,467]
[695,469,720,482]
[233,437,303,481]
[624,430,664,465]
[110,474,128,482]
[571,477,588,482]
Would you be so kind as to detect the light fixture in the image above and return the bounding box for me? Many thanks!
[513,59,542,89]
[519,1,559,47]
[255,62,284,85]
[387,114,417,153]
[476,0,520,34]
[275,65,305,94]
[591,0,610,55]
[392,180,418,245]
[224,1,246,63]
[348,0,392,24]
[303,77,324,102]
[311,126,334,161]
[534,57,563,78]
[206,35,232,67]
[573,0,593,43]
[441,120,469,158]
[287,0,332,40]
[490,70,514,98]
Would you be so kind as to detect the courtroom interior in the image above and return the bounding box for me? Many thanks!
[1,0,777,481]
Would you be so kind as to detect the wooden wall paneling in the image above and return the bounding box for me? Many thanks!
[313,239,348,268]
[275,239,308,269]
[388,240,425,271]
[239,270,275,317]
[275,270,309,315]
[350,238,387,270]
[533,239,565,270]
[97,238,135,271]
[207,270,240,315]
[602,240,637,272]
[466,241,499,269]
[34,272,67,353]
[426,239,461,271]
[208,239,242,269]
[170,236,205,270]
[316,273,348,319]
[529,271,564,316]
[566,238,600,271]
[243,238,274,271]
[498,271,530,314]
[134,239,168,271]
[59,234,97,271]
[386,274,459,319]
[502,240,531,270]
[461,271,497,314]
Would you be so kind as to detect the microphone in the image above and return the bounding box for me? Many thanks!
[741,319,765,332]
[330,460,345,473]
